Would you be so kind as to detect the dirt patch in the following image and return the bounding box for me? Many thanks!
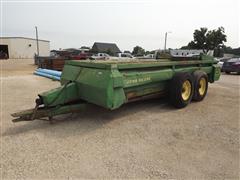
[1,59,36,76]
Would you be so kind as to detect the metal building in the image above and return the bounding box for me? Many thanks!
[91,42,121,56]
[0,37,50,59]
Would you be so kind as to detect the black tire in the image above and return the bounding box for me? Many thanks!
[170,72,194,108]
[192,71,208,101]
[225,71,231,74]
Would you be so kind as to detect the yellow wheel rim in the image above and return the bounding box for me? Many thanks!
[181,80,191,101]
[199,77,206,96]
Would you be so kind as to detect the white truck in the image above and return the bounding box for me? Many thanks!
[91,53,135,60]
[117,53,135,59]
[90,53,110,60]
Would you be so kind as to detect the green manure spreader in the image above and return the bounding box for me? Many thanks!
[12,54,220,123]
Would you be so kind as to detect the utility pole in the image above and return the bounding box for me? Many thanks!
[164,31,171,51]
[35,26,39,56]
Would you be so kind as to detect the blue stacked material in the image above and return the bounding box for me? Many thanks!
[34,68,62,81]
[38,68,62,77]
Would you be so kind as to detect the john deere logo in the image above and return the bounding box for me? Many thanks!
[126,77,151,85]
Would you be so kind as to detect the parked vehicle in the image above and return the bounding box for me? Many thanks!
[70,52,90,60]
[50,50,72,59]
[138,54,155,59]
[145,54,155,59]
[117,53,135,59]
[222,58,240,74]
[217,58,230,71]
[90,53,110,60]
[12,54,221,123]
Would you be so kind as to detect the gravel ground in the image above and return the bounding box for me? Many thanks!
[1,59,239,179]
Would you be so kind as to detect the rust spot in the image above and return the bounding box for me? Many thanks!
[126,92,137,99]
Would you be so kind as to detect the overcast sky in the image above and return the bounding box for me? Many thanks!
[1,0,239,51]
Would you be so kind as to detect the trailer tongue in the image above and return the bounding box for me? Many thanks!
[11,81,88,122]
[11,103,87,122]
[12,55,220,123]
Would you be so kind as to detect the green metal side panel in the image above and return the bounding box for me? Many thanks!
[211,64,221,82]
[61,65,82,84]
[65,59,215,70]
[75,67,112,108]
[121,66,213,100]
[40,82,79,107]
[61,64,126,109]
[122,69,173,88]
